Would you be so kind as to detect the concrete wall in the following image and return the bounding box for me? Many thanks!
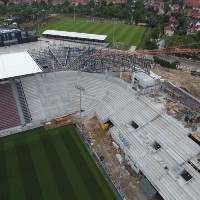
[164,82,200,110]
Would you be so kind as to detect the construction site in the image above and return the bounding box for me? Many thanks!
[0,36,200,200]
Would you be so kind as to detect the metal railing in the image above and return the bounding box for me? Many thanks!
[74,124,127,200]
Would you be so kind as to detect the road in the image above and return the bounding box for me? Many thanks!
[0,37,104,55]
[157,54,200,70]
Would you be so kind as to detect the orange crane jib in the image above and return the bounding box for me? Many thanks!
[92,48,200,55]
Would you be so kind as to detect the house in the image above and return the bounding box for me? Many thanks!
[186,18,200,34]
[158,1,165,14]
[192,10,200,19]
[184,0,200,10]
[187,19,196,27]
[184,9,193,18]
[52,0,64,5]
[187,26,200,34]
[143,0,155,7]
[192,0,200,10]
[164,25,176,36]
[112,0,127,3]
[71,0,90,5]
[171,4,180,11]
[170,17,178,27]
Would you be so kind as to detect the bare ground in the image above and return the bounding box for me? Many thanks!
[83,118,148,200]
[152,67,200,99]
[114,68,200,99]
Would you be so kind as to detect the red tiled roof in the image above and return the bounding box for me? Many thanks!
[187,19,197,26]
[170,17,178,22]
[106,0,127,3]
[171,4,179,8]
[192,11,200,18]
[52,0,64,4]
[113,0,127,3]
[164,25,176,31]
[157,0,164,5]
[184,0,200,8]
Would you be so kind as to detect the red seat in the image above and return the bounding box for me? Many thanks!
[0,83,21,131]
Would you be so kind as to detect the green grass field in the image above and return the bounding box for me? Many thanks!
[0,125,117,200]
[38,18,146,47]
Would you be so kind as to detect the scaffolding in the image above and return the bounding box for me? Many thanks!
[28,44,154,74]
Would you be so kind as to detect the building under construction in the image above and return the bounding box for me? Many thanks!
[0,45,200,200]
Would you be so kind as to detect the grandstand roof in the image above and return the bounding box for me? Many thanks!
[42,30,107,41]
[0,52,42,80]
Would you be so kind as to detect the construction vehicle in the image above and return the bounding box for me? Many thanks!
[54,117,66,123]
[191,69,200,76]
[54,109,85,124]
[101,123,109,130]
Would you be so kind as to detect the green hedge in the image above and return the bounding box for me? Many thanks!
[153,56,176,69]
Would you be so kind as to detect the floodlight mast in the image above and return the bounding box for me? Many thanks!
[75,84,85,135]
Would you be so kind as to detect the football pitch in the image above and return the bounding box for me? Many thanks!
[38,18,146,47]
[0,125,117,200]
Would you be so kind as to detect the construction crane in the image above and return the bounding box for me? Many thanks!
[93,42,200,55]
[93,48,200,56]
[30,44,198,75]
[136,42,200,55]
[135,48,200,54]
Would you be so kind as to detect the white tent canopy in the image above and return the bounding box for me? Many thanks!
[0,52,42,80]
[42,30,107,41]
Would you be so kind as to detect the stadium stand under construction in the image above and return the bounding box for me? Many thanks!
[0,45,200,200]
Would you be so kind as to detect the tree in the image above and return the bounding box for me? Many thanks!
[39,0,48,9]
[160,14,169,24]
[0,4,7,15]
[88,0,95,7]
[31,1,39,8]
[177,17,187,29]
[63,0,70,6]
[153,56,176,69]
[144,39,158,49]
[151,27,160,39]
[171,12,182,18]
[171,0,179,4]
[195,31,200,41]
[164,3,170,14]
[165,35,194,48]
[176,29,187,35]
[2,0,9,4]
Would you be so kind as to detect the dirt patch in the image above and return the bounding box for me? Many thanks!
[152,67,200,99]
[83,117,148,200]
[114,67,200,100]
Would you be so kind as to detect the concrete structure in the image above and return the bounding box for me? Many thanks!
[0,47,200,199]
[42,30,107,43]
[132,71,161,88]
[164,25,176,36]
[16,71,200,200]
[0,52,42,80]
[0,27,37,47]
